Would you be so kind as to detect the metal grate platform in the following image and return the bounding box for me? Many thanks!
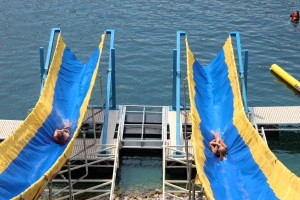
[0,120,23,140]
[250,106,300,125]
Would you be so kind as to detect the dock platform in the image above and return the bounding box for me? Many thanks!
[249,106,300,132]
[0,105,299,199]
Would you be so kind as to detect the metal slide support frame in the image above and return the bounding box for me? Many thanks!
[102,29,116,149]
[175,31,186,150]
[40,28,61,94]
[230,32,249,116]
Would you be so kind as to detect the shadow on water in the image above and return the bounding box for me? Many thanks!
[270,71,300,97]
[267,131,300,176]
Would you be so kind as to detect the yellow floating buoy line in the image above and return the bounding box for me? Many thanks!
[270,64,300,92]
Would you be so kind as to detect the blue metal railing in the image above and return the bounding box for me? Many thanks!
[244,49,249,98]
[102,29,116,149]
[172,49,177,110]
[230,32,249,115]
[174,31,186,149]
[39,28,61,94]
[39,47,45,85]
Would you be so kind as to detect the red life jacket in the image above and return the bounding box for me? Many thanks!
[291,13,299,21]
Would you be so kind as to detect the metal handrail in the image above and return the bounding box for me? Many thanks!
[261,127,268,146]
[109,119,122,200]
[175,31,186,150]
[230,32,249,116]
[121,139,163,142]
[102,29,116,148]
[40,28,60,94]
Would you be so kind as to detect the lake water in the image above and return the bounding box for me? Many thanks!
[1,0,299,193]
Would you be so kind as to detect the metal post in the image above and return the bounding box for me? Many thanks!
[162,140,166,200]
[102,29,115,149]
[172,49,177,110]
[39,47,44,85]
[192,180,196,200]
[102,65,111,149]
[48,181,53,200]
[230,32,248,116]
[176,31,186,151]
[111,48,116,109]
[40,28,60,94]
[244,49,249,113]
[99,76,104,108]
[188,163,192,199]
[141,107,146,147]
[92,108,97,143]
[184,79,191,200]
[67,159,73,200]
[244,50,248,95]
[83,131,88,173]
[110,128,121,200]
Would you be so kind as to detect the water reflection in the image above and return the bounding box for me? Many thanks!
[270,71,300,97]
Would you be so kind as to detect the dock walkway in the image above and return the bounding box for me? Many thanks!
[249,106,300,132]
[0,105,299,199]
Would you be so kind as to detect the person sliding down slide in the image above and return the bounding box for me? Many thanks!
[209,131,228,161]
[54,119,71,144]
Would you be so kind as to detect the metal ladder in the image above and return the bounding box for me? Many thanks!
[119,105,167,149]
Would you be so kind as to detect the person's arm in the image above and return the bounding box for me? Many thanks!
[210,140,218,154]
[210,144,218,154]
[218,139,227,148]
[65,131,70,138]
[54,130,60,143]
[212,131,219,138]
[64,119,71,128]
[63,119,71,133]
[54,130,59,137]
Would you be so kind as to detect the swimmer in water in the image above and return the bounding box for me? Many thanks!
[290,10,299,23]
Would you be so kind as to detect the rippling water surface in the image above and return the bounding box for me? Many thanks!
[1,0,299,191]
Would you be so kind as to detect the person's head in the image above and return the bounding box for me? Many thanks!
[294,11,299,16]
[56,130,63,137]
[219,146,228,161]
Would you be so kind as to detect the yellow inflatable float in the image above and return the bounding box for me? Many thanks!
[270,64,300,92]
